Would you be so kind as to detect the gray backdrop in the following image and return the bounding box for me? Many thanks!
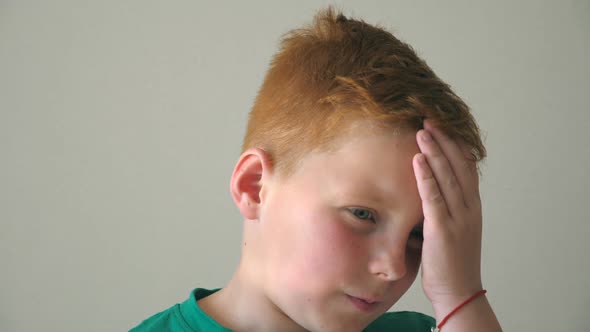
[1,1,589,331]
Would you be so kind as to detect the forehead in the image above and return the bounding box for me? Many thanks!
[288,129,421,206]
[300,126,419,170]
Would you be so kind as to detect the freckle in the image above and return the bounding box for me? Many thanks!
[244,241,247,246]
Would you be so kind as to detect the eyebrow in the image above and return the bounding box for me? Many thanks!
[336,188,391,208]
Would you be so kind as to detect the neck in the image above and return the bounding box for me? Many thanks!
[197,262,309,332]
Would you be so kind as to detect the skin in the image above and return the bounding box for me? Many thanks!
[198,121,501,332]
[414,121,501,331]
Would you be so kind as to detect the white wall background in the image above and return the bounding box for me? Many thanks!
[1,1,588,331]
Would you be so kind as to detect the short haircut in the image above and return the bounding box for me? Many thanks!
[243,7,485,176]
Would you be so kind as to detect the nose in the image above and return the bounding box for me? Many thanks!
[368,240,407,281]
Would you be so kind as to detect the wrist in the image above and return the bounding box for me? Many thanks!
[428,284,483,310]
[432,289,488,330]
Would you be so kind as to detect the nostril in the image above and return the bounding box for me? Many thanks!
[369,246,408,280]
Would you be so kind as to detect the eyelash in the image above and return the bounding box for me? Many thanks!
[349,208,424,244]
[349,207,377,223]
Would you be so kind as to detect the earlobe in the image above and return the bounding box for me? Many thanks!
[229,148,273,221]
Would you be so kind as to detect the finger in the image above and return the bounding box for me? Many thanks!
[416,129,466,216]
[412,153,450,225]
[424,121,480,207]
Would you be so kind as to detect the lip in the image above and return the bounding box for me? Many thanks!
[346,295,381,312]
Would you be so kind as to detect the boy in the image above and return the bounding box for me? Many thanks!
[131,8,501,332]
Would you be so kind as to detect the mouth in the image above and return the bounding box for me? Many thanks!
[346,294,381,312]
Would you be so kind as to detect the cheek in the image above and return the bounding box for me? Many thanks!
[308,218,365,270]
[279,209,367,289]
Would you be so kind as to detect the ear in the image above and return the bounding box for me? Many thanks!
[229,148,273,221]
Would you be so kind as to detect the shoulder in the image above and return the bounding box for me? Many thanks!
[364,311,435,332]
[129,303,184,332]
[129,289,220,332]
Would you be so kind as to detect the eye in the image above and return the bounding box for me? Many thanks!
[410,227,423,241]
[408,226,424,249]
[349,208,376,223]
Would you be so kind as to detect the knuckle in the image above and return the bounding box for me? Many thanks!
[427,147,443,159]
[445,174,458,189]
[463,159,477,173]
[425,190,445,205]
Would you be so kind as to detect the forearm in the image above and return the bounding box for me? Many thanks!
[433,295,502,332]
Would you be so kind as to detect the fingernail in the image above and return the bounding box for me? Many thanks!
[421,130,432,142]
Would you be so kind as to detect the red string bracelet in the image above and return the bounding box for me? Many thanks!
[431,289,487,332]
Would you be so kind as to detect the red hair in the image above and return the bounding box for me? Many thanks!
[243,8,485,175]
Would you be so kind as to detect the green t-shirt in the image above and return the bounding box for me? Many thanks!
[130,288,435,332]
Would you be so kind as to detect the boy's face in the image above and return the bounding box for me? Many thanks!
[255,129,424,332]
